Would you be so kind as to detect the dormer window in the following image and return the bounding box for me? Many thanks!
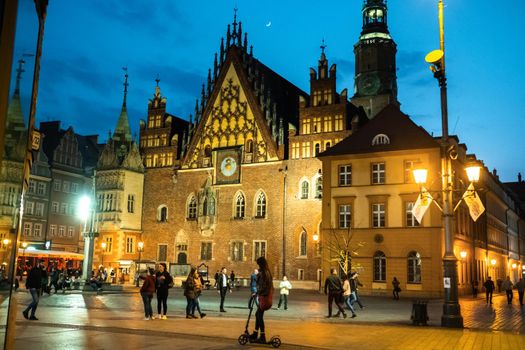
[372,134,390,146]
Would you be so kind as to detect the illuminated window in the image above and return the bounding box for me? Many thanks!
[324,116,332,132]
[291,143,300,159]
[255,192,267,218]
[339,165,352,186]
[126,236,134,253]
[68,226,74,237]
[339,204,351,229]
[373,251,386,282]
[300,181,309,199]
[313,117,321,133]
[404,160,416,183]
[406,202,420,227]
[302,142,311,158]
[231,241,244,261]
[187,196,197,219]
[407,251,422,283]
[302,119,311,135]
[104,237,113,253]
[234,193,245,219]
[334,115,343,131]
[372,162,385,184]
[372,203,385,228]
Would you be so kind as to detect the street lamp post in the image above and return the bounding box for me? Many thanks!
[136,241,144,287]
[21,241,28,281]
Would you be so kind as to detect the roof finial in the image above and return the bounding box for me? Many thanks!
[320,39,327,54]
[233,7,238,28]
[122,66,129,107]
[155,73,160,87]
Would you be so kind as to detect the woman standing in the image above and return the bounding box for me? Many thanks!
[184,266,197,319]
[191,270,206,318]
[392,277,401,300]
[250,257,273,344]
[140,268,156,320]
[342,274,357,318]
[155,263,173,320]
[277,275,292,310]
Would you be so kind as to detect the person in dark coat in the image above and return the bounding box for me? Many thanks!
[484,276,495,304]
[250,257,273,344]
[324,268,347,318]
[184,266,197,318]
[216,267,231,312]
[155,263,173,319]
[23,260,44,320]
[139,268,156,320]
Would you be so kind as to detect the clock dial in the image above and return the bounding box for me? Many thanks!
[358,74,380,96]
[220,156,237,177]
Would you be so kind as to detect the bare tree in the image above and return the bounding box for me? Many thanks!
[324,226,365,276]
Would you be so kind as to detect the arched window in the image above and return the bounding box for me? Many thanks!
[234,193,245,219]
[208,197,216,215]
[204,145,212,157]
[158,205,168,222]
[255,192,266,218]
[371,133,390,146]
[301,181,309,199]
[299,231,307,256]
[315,176,322,199]
[202,197,208,216]
[407,251,422,283]
[314,143,321,156]
[246,139,253,153]
[373,251,386,282]
[187,196,197,219]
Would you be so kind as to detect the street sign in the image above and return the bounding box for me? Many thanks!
[444,277,451,288]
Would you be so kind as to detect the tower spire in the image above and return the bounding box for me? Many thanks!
[155,73,160,87]
[122,66,129,108]
[14,58,26,96]
[320,38,327,61]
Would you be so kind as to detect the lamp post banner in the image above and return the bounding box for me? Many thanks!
[462,183,485,222]
[412,187,433,224]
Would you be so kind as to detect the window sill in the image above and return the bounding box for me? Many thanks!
[232,217,245,221]
[253,216,266,220]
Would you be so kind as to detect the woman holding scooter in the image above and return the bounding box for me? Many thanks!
[250,257,273,344]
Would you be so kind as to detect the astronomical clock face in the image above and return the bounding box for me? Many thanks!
[215,147,241,185]
[358,73,380,96]
[220,156,237,177]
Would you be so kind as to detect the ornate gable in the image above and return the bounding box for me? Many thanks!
[182,61,278,169]
[121,142,145,173]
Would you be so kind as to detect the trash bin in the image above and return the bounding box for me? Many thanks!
[411,300,429,326]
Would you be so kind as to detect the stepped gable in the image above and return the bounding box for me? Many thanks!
[319,103,439,157]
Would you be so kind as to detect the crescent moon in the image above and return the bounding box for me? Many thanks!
[266,21,272,27]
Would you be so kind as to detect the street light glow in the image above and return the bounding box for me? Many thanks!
[21,241,28,249]
[138,241,144,250]
[312,233,319,242]
[511,263,517,269]
[490,259,497,266]
[465,166,481,183]
[459,251,467,259]
[413,168,428,185]
[77,195,91,221]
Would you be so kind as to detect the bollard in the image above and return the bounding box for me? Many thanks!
[411,300,429,326]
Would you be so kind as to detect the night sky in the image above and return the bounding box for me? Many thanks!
[10,0,524,182]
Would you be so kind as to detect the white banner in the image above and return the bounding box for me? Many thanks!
[412,187,433,224]
[463,183,485,222]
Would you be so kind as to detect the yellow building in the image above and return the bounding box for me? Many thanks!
[319,104,525,297]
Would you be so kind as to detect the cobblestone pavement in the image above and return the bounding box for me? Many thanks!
[8,287,525,349]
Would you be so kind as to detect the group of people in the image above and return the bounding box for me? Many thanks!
[139,262,174,320]
[324,268,365,319]
[483,276,525,306]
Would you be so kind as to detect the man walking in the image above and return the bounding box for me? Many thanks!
[216,267,231,312]
[23,260,44,320]
[350,272,365,309]
[324,268,347,318]
[515,278,525,306]
[502,276,514,305]
[484,276,495,304]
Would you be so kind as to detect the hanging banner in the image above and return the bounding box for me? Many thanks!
[412,187,433,224]
[463,183,485,222]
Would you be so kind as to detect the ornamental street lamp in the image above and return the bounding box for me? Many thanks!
[77,192,98,281]
[136,241,144,287]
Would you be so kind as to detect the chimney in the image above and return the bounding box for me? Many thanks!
[492,168,499,180]
[518,172,522,183]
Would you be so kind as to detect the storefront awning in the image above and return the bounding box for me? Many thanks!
[18,248,84,260]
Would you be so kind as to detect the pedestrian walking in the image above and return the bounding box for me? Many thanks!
[249,257,273,344]
[214,270,219,287]
[216,267,231,312]
[184,266,198,318]
[515,278,525,306]
[392,277,401,300]
[502,276,513,304]
[109,269,115,284]
[191,270,206,318]
[155,262,173,319]
[324,268,347,318]
[277,275,292,310]
[139,268,156,320]
[350,272,365,309]
[49,266,59,294]
[342,274,357,318]
[40,262,49,296]
[484,276,495,304]
[230,270,236,285]
[250,269,259,295]
[23,260,44,321]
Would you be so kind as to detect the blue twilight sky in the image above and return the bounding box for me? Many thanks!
[10,0,525,182]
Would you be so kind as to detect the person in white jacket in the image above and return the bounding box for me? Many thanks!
[277,275,292,310]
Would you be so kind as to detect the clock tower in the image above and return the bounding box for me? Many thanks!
[351,0,399,118]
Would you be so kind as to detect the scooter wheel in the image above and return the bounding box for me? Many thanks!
[238,334,249,345]
[270,336,281,348]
